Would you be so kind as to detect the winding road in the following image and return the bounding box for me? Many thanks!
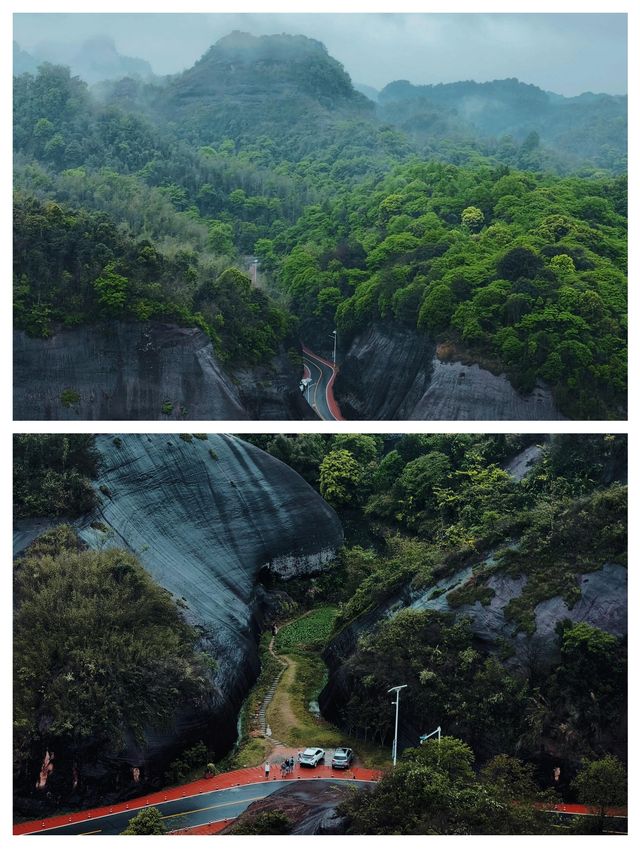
[302,346,343,421]
[14,769,377,836]
[13,759,625,835]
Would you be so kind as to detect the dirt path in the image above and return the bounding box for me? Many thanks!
[266,650,299,739]
[259,608,346,767]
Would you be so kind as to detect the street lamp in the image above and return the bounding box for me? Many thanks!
[419,726,441,745]
[330,329,337,366]
[387,684,407,767]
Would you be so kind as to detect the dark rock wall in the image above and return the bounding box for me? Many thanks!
[79,434,343,763]
[321,557,626,748]
[334,325,434,419]
[335,324,564,420]
[14,322,314,420]
[14,434,343,804]
[412,359,564,420]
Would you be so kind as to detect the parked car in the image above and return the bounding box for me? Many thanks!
[331,747,354,769]
[299,748,325,767]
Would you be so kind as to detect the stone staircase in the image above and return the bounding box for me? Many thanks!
[255,638,287,740]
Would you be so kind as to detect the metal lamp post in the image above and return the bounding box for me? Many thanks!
[331,329,337,366]
[388,684,407,767]
[419,726,442,745]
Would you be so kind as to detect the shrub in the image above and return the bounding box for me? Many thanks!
[60,388,80,407]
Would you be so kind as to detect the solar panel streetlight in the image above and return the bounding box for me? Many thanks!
[387,684,407,767]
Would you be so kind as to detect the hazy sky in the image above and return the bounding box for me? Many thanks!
[13,12,627,96]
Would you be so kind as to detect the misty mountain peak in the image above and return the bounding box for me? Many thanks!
[200,30,330,64]
[167,30,368,119]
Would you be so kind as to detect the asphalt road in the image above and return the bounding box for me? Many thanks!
[302,348,340,421]
[29,779,372,835]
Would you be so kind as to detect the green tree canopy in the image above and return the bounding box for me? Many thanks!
[121,807,166,835]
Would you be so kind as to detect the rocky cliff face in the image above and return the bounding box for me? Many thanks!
[321,524,626,751]
[83,434,342,762]
[335,324,564,420]
[14,434,343,799]
[14,322,314,420]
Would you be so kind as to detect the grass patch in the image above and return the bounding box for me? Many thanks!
[273,654,390,769]
[275,606,338,654]
[228,735,270,770]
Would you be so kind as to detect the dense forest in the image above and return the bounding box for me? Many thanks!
[13,31,627,417]
[13,524,215,808]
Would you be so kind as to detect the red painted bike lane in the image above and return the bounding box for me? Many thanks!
[302,345,344,421]
[13,765,382,835]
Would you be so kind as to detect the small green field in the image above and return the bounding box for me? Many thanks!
[274,606,338,653]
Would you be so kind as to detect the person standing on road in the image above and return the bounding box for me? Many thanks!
[264,760,270,779]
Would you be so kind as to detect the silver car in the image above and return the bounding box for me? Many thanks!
[299,747,325,767]
[331,747,354,769]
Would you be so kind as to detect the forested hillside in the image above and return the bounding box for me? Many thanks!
[378,78,627,173]
[244,433,627,804]
[13,32,627,418]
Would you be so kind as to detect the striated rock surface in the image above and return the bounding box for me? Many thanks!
[13,322,314,421]
[334,325,434,419]
[504,444,545,481]
[221,780,366,835]
[335,324,564,420]
[14,434,342,801]
[321,555,626,747]
[79,434,342,761]
[411,359,563,420]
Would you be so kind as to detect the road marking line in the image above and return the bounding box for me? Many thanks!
[162,795,266,822]
[79,830,102,835]
[23,779,378,834]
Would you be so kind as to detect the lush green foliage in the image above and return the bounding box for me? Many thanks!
[274,607,338,654]
[13,194,294,365]
[13,43,627,413]
[339,612,527,758]
[13,434,99,518]
[574,755,627,826]
[121,807,166,835]
[339,737,554,834]
[275,161,627,417]
[378,78,627,173]
[13,529,213,787]
[251,433,626,785]
[319,449,363,506]
[164,741,212,785]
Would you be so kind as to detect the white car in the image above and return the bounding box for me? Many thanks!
[299,747,325,767]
